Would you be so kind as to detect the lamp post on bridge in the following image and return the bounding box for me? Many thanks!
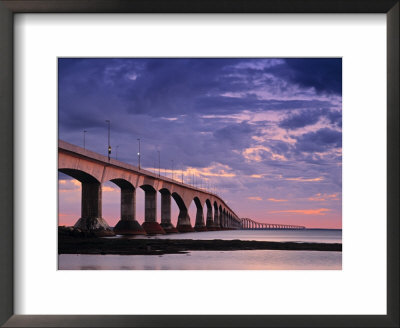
[157,150,160,177]
[171,160,174,180]
[137,138,141,170]
[105,120,111,161]
[83,129,87,150]
[116,145,119,160]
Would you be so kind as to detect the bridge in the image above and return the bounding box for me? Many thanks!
[241,218,305,230]
[58,140,241,236]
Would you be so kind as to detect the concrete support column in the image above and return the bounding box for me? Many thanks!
[161,192,171,224]
[213,208,220,230]
[160,192,178,233]
[81,182,102,219]
[177,208,195,232]
[206,206,214,230]
[121,188,135,220]
[142,188,165,234]
[145,189,156,222]
[114,187,146,235]
[195,205,207,231]
[74,182,113,236]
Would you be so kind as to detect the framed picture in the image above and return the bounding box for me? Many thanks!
[0,0,398,327]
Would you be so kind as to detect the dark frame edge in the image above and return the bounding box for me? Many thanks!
[387,2,400,327]
[1,0,399,327]
[0,0,14,327]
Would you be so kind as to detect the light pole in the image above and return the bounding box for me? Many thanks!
[137,138,141,170]
[157,150,160,176]
[181,168,183,183]
[116,145,119,160]
[171,160,174,180]
[105,120,111,160]
[83,129,87,150]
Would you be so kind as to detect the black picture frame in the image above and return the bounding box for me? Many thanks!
[0,1,398,327]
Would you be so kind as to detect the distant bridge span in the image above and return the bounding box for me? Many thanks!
[59,140,241,235]
[241,218,305,230]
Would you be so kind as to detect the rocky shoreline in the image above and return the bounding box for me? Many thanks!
[58,227,342,255]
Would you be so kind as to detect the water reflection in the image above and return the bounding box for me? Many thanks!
[59,250,342,270]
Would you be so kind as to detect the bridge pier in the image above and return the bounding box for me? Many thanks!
[205,204,214,230]
[219,208,225,230]
[114,187,146,235]
[211,204,220,230]
[176,209,195,232]
[160,191,178,233]
[194,207,207,232]
[74,181,114,236]
[141,187,165,234]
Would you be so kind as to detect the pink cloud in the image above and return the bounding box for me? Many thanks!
[267,198,288,202]
[308,193,340,201]
[269,208,332,215]
[285,177,324,182]
[248,196,262,201]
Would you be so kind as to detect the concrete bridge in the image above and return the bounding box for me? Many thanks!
[58,140,241,235]
[241,218,305,230]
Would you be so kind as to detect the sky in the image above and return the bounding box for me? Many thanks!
[58,58,342,229]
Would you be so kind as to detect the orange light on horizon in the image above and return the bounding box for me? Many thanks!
[269,208,332,215]
[285,177,324,182]
[248,196,262,201]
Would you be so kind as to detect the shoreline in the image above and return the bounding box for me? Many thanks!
[58,234,342,256]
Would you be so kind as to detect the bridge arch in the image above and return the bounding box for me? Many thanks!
[138,184,165,234]
[193,196,206,231]
[213,201,220,230]
[205,199,213,229]
[157,188,178,233]
[105,179,136,223]
[59,168,99,184]
[58,168,111,234]
[219,205,223,229]
[103,178,146,235]
[223,209,227,228]
[172,192,194,232]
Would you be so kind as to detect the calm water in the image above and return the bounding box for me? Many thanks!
[117,229,342,244]
[59,229,341,270]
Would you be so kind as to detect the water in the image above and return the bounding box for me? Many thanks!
[108,228,342,244]
[59,250,341,270]
[59,229,342,270]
